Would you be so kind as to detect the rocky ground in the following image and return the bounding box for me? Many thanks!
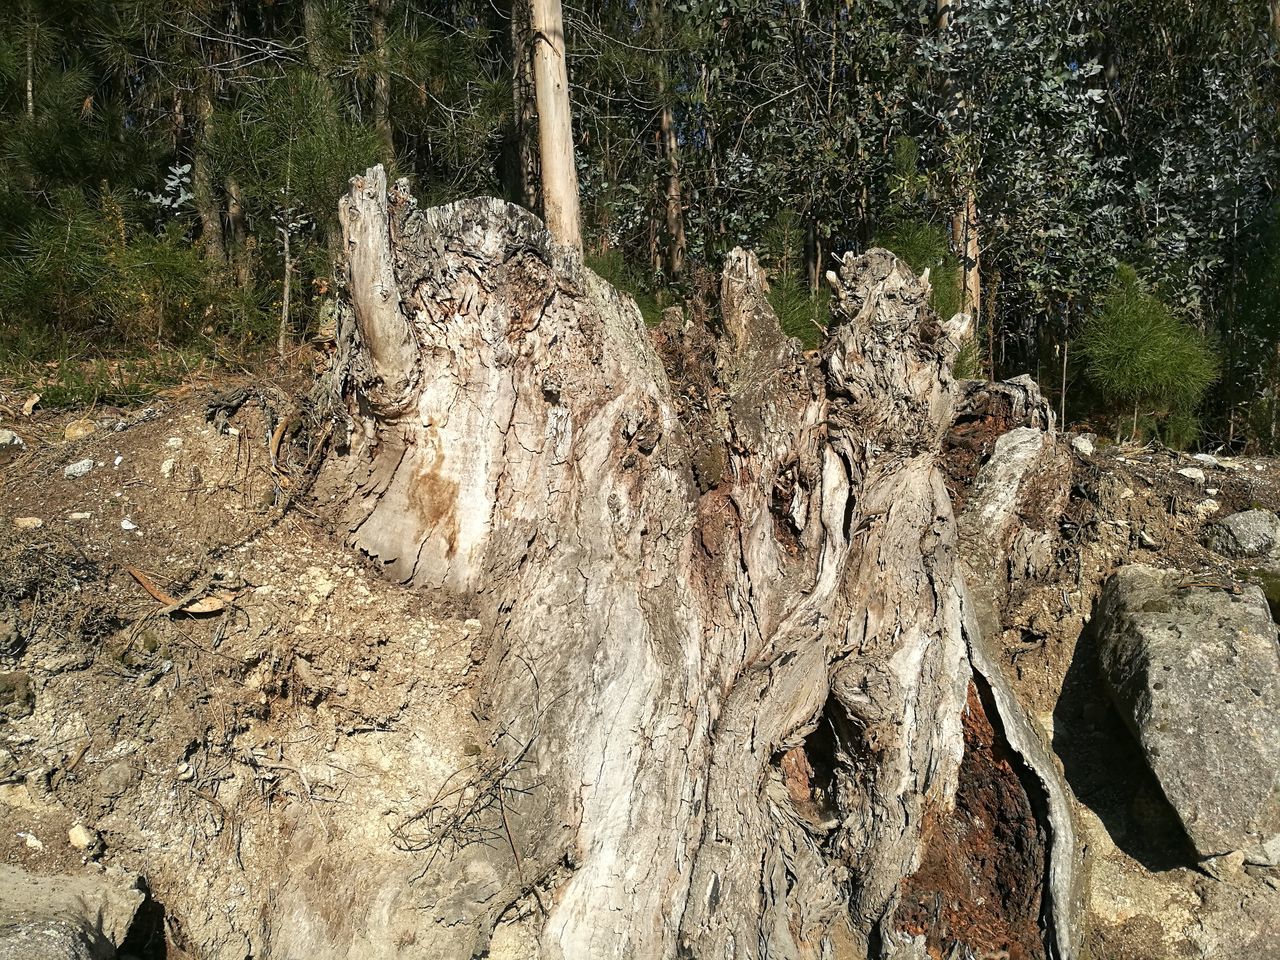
[0,375,1278,960]
[0,384,491,959]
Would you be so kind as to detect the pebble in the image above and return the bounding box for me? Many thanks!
[13,517,43,530]
[64,458,95,479]
[18,831,43,851]
[1195,498,1221,519]
[1070,434,1095,457]
[67,512,92,521]
[166,437,183,450]
[0,429,25,455]
[1177,467,1206,484]
[67,823,98,850]
[63,419,95,441]
[1191,453,1220,468]
[120,518,138,531]
[160,457,177,479]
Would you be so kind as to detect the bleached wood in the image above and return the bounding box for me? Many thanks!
[322,169,998,958]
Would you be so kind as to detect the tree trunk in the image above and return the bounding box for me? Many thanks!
[506,0,542,212]
[369,0,395,167]
[226,176,250,285]
[192,77,226,262]
[660,102,687,279]
[951,188,981,318]
[278,224,291,360]
[530,0,582,249]
[312,167,1085,959]
[24,18,34,120]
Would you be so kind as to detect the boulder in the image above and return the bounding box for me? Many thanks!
[1204,509,1280,560]
[0,864,144,960]
[1095,565,1280,864]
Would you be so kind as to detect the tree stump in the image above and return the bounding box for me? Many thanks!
[317,165,1013,959]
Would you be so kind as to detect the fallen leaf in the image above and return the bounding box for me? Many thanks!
[125,565,238,615]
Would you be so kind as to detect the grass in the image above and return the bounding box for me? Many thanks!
[3,346,221,409]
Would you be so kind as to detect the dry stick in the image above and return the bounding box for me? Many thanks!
[497,787,548,918]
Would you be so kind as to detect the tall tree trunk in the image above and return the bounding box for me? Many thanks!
[24,18,34,120]
[506,0,541,211]
[806,219,822,292]
[530,0,582,249]
[660,101,687,279]
[936,0,980,323]
[369,0,394,167]
[226,176,250,285]
[316,167,1067,959]
[192,76,226,263]
[952,187,980,317]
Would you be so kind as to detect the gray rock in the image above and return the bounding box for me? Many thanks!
[0,864,144,960]
[1070,433,1095,457]
[62,459,94,480]
[1204,509,1280,560]
[1096,565,1280,864]
[1177,466,1206,484]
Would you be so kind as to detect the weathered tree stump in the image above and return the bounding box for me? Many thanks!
[316,166,1052,959]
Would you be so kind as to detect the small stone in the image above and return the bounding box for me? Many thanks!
[63,418,95,441]
[0,429,25,460]
[13,517,43,530]
[18,831,43,851]
[160,458,176,479]
[112,455,122,467]
[120,518,138,531]
[1191,453,1220,468]
[1201,850,1247,882]
[1195,498,1221,519]
[1119,488,1134,501]
[166,437,183,450]
[1137,529,1159,550]
[64,458,95,479]
[175,762,194,782]
[67,823,98,850]
[1206,487,1219,496]
[67,512,91,521]
[1177,467,1206,483]
[1069,433,1095,457]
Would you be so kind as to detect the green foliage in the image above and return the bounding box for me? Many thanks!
[586,249,669,327]
[768,275,829,351]
[1076,266,1219,445]
[953,339,984,381]
[0,188,252,346]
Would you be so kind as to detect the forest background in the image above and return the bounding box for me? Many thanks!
[1,0,1278,450]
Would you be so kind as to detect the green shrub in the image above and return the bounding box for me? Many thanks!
[768,274,830,350]
[0,187,257,348]
[586,248,669,326]
[1076,265,1219,445]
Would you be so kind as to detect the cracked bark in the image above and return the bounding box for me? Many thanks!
[318,165,1043,959]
